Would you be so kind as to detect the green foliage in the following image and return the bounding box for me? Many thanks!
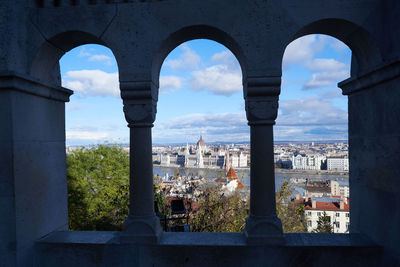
[190,186,249,232]
[313,211,333,233]
[67,146,307,234]
[276,180,308,233]
[153,176,170,218]
[67,145,129,230]
[184,180,307,233]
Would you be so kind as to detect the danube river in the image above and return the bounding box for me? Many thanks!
[153,166,349,195]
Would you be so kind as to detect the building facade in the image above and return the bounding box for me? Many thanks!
[304,198,350,233]
[292,154,326,170]
[327,157,349,171]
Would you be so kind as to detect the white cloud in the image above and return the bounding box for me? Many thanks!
[62,70,119,97]
[321,88,343,99]
[66,131,109,141]
[190,65,242,96]
[274,125,347,141]
[159,112,247,129]
[277,97,347,126]
[303,70,349,89]
[70,125,98,132]
[153,97,348,142]
[275,97,348,140]
[283,35,349,72]
[153,112,249,143]
[211,50,241,71]
[88,54,112,62]
[305,58,348,72]
[160,75,183,93]
[283,35,321,66]
[330,39,348,52]
[161,48,242,96]
[77,47,91,57]
[164,44,201,70]
[211,50,231,63]
[76,47,113,65]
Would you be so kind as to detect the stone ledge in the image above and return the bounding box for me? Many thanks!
[35,0,168,8]
[0,72,72,102]
[35,231,383,266]
[339,59,400,95]
[36,231,120,245]
[37,231,377,248]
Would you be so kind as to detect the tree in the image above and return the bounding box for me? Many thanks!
[190,185,249,232]
[67,145,130,230]
[67,147,307,233]
[187,180,307,233]
[153,175,170,218]
[313,211,333,233]
[276,180,308,233]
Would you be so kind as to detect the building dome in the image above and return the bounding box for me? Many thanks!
[196,135,206,148]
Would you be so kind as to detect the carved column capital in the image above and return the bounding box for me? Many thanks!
[244,76,281,125]
[245,97,279,125]
[123,100,156,127]
[120,80,158,127]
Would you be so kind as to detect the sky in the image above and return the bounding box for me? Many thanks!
[60,35,351,146]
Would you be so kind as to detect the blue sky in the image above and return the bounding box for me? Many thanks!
[60,35,351,145]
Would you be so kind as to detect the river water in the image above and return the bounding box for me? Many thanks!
[153,166,349,196]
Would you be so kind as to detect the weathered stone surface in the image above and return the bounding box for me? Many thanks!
[35,232,383,267]
[1,0,400,266]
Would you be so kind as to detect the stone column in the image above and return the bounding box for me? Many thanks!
[0,73,72,265]
[243,77,284,244]
[120,84,162,243]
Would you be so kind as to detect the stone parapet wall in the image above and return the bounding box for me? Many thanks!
[35,232,384,267]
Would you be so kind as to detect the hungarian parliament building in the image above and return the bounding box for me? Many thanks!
[158,136,249,169]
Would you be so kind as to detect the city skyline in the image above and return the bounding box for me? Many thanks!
[61,35,351,145]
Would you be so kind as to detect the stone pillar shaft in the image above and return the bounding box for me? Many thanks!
[243,76,283,244]
[249,124,276,217]
[120,87,162,243]
[129,126,154,217]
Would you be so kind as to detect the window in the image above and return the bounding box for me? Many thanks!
[60,44,127,231]
[308,212,312,216]
[308,220,312,227]
[155,40,248,233]
[336,222,340,228]
[280,34,351,234]
[346,222,350,231]
[346,213,350,218]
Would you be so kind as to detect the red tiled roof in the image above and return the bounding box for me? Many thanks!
[226,167,238,180]
[305,201,349,211]
[295,198,350,211]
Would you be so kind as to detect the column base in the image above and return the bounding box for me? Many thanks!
[244,215,285,245]
[120,215,162,244]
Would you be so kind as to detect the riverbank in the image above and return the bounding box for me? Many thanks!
[153,164,348,176]
[275,168,348,176]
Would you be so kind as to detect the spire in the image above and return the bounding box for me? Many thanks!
[197,135,206,149]
[225,150,231,174]
[226,167,238,180]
